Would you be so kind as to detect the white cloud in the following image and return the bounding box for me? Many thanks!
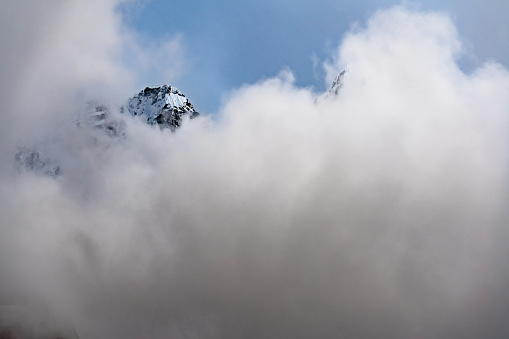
[1,4,509,339]
[127,34,189,87]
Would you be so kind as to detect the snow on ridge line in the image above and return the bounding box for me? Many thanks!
[125,84,199,129]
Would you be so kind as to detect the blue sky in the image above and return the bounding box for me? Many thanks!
[121,0,509,113]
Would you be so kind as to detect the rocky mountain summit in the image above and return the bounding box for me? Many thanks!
[123,85,199,131]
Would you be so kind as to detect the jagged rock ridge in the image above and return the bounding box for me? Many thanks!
[315,69,347,103]
[124,85,199,131]
[328,69,346,97]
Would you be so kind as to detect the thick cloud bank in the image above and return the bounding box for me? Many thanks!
[2,3,509,338]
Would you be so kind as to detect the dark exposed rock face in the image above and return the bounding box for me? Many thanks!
[124,85,199,131]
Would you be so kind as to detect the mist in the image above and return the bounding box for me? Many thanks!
[2,2,509,338]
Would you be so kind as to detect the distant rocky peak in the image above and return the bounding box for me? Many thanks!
[328,69,346,97]
[124,85,199,131]
[315,69,347,104]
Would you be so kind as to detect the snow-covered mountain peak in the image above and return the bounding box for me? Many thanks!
[124,85,199,130]
[328,69,346,97]
[315,69,347,104]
